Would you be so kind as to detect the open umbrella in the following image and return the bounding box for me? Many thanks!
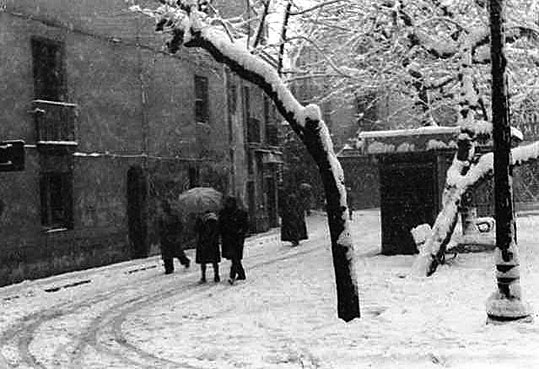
[175,187,223,215]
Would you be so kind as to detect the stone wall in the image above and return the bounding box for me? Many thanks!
[0,1,234,286]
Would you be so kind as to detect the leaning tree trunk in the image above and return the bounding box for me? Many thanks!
[411,45,481,276]
[175,8,360,321]
[302,115,359,321]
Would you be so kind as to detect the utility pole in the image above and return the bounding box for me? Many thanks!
[486,0,532,323]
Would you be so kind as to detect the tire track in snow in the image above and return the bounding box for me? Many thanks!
[0,270,196,368]
[0,233,325,368]
[76,243,326,368]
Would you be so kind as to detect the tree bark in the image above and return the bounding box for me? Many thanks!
[411,47,479,276]
[303,116,359,322]
[277,1,292,77]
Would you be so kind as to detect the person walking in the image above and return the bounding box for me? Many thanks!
[346,186,355,221]
[218,196,249,285]
[280,193,308,247]
[158,199,190,274]
[194,210,221,283]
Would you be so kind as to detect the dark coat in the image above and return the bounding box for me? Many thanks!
[280,195,308,243]
[219,207,249,260]
[158,211,183,259]
[195,212,220,264]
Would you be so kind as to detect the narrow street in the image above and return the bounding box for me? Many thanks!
[0,214,343,369]
[2,211,539,369]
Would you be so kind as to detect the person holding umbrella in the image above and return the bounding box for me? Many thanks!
[218,196,249,285]
[176,186,223,280]
[194,210,221,283]
[158,199,190,274]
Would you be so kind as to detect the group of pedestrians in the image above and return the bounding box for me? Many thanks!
[158,185,319,284]
[158,196,249,285]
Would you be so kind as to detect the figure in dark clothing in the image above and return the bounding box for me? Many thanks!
[298,183,313,216]
[280,194,308,246]
[195,211,221,283]
[218,196,249,285]
[158,200,190,274]
[346,186,354,221]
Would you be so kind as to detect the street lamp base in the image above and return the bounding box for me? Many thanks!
[486,293,533,324]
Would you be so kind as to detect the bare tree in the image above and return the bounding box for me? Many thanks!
[283,0,539,276]
[131,0,360,322]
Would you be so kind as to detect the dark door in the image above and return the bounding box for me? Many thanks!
[247,181,256,232]
[127,165,148,259]
[380,157,437,255]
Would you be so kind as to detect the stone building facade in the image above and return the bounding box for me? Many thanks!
[0,0,282,286]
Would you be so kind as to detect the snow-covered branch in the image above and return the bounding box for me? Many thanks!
[289,0,346,16]
[131,0,360,322]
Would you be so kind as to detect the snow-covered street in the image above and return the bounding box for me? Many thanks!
[1,210,539,369]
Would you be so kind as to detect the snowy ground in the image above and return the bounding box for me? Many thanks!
[1,209,538,369]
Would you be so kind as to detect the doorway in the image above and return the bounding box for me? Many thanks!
[127,165,148,259]
[380,155,437,255]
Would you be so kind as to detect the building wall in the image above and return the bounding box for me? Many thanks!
[226,72,282,231]
[0,1,240,286]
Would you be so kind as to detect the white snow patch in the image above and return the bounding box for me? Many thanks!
[359,126,458,139]
[37,141,78,146]
[73,152,107,157]
[200,27,304,125]
[511,126,524,142]
[367,141,395,154]
[513,140,539,165]
[396,142,415,152]
[410,224,432,255]
[426,139,449,150]
[302,104,322,122]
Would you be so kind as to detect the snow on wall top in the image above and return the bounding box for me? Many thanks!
[358,126,459,139]
[360,127,460,155]
[339,125,525,157]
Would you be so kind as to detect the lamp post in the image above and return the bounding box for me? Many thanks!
[486,0,532,323]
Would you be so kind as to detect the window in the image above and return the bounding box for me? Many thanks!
[40,172,73,229]
[194,75,209,123]
[31,37,66,101]
[264,96,278,146]
[247,118,261,143]
[189,166,199,188]
[242,86,251,125]
[226,76,237,145]
[227,81,237,116]
[263,96,270,126]
[322,102,332,127]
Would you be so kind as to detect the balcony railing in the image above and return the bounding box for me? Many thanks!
[31,100,77,144]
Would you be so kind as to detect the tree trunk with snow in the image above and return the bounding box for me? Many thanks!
[138,3,360,322]
[411,46,482,276]
[302,115,359,321]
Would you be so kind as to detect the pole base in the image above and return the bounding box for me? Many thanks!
[486,293,533,324]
